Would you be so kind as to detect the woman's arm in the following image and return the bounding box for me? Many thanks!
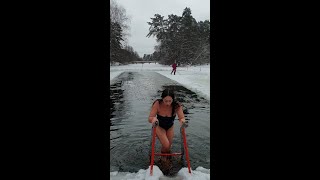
[148,101,159,123]
[177,105,186,126]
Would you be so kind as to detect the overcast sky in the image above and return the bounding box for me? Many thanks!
[114,0,210,58]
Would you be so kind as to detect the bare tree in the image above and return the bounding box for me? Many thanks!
[110,0,131,41]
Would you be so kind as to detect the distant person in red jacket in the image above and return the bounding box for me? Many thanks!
[171,62,177,75]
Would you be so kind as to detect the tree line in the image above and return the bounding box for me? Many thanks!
[109,1,210,66]
[145,7,210,66]
[109,0,142,65]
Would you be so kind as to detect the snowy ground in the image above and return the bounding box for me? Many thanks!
[110,63,210,100]
[110,165,210,180]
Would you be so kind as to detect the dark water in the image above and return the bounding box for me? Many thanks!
[109,72,210,176]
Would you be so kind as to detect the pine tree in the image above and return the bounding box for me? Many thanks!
[146,7,210,65]
[110,20,123,63]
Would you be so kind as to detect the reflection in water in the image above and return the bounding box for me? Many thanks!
[109,72,210,176]
[110,81,124,126]
[161,85,209,122]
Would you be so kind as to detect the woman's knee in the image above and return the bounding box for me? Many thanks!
[162,142,170,152]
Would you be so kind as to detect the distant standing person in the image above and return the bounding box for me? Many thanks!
[171,62,177,75]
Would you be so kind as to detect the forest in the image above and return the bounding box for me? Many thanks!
[109,0,210,66]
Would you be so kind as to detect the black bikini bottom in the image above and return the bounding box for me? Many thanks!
[159,119,174,130]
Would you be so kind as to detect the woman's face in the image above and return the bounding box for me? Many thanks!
[163,96,173,106]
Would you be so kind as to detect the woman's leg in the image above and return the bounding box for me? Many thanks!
[166,125,174,149]
[156,126,170,153]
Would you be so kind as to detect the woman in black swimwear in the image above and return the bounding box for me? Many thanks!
[148,89,186,158]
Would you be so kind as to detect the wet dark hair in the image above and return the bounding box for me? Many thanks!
[153,88,181,117]
[161,88,174,100]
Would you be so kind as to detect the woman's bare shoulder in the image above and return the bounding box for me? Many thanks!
[152,99,160,107]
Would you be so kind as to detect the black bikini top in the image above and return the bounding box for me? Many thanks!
[157,114,176,121]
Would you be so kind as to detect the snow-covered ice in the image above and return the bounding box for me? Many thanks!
[110,63,210,100]
[110,165,210,180]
